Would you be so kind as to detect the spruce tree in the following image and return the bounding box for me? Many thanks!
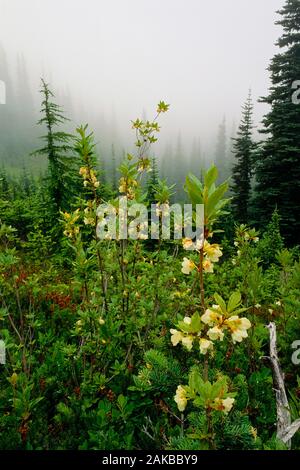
[0,167,9,199]
[146,156,159,204]
[231,91,256,223]
[33,79,74,214]
[111,144,117,191]
[253,0,300,245]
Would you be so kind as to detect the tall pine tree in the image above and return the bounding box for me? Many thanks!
[253,0,300,245]
[33,79,74,215]
[231,91,256,223]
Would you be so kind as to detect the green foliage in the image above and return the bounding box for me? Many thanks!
[0,95,300,452]
[253,0,300,245]
[231,91,257,223]
[32,79,75,215]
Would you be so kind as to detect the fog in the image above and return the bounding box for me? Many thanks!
[0,0,285,171]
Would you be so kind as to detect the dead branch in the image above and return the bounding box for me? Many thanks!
[266,322,300,448]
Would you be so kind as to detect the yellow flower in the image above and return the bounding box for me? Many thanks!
[63,211,71,220]
[182,238,203,251]
[174,385,188,412]
[127,188,136,200]
[119,184,126,193]
[222,397,235,413]
[207,326,224,341]
[170,329,183,346]
[225,316,251,343]
[181,335,194,351]
[201,306,222,326]
[182,238,194,250]
[212,396,235,413]
[204,241,222,262]
[199,338,213,355]
[98,317,105,325]
[79,167,88,176]
[203,259,214,273]
[183,316,191,325]
[84,217,95,226]
[181,257,196,275]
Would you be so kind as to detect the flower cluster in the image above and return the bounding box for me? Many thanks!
[181,240,222,275]
[137,157,152,173]
[83,200,96,226]
[232,225,259,265]
[170,292,251,355]
[118,176,138,200]
[202,305,251,344]
[61,209,80,239]
[79,166,100,190]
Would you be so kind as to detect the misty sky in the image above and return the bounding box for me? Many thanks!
[0,0,285,155]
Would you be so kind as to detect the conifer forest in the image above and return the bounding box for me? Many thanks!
[1,0,300,455]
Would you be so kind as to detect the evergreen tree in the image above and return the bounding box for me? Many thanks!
[189,137,204,176]
[253,0,300,245]
[231,92,256,223]
[227,119,237,175]
[256,209,284,267]
[146,156,159,204]
[0,167,9,199]
[20,165,33,196]
[111,144,117,191]
[32,79,74,214]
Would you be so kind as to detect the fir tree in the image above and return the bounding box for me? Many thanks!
[231,91,256,223]
[146,157,159,204]
[253,0,300,245]
[33,79,74,214]
[0,167,9,199]
[256,208,284,267]
[111,144,117,191]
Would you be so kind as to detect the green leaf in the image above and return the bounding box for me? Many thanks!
[204,166,218,189]
[189,368,203,393]
[210,377,227,400]
[213,293,227,313]
[177,321,192,333]
[117,394,127,411]
[227,292,242,313]
[206,181,229,219]
[185,174,203,204]
[190,312,202,333]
